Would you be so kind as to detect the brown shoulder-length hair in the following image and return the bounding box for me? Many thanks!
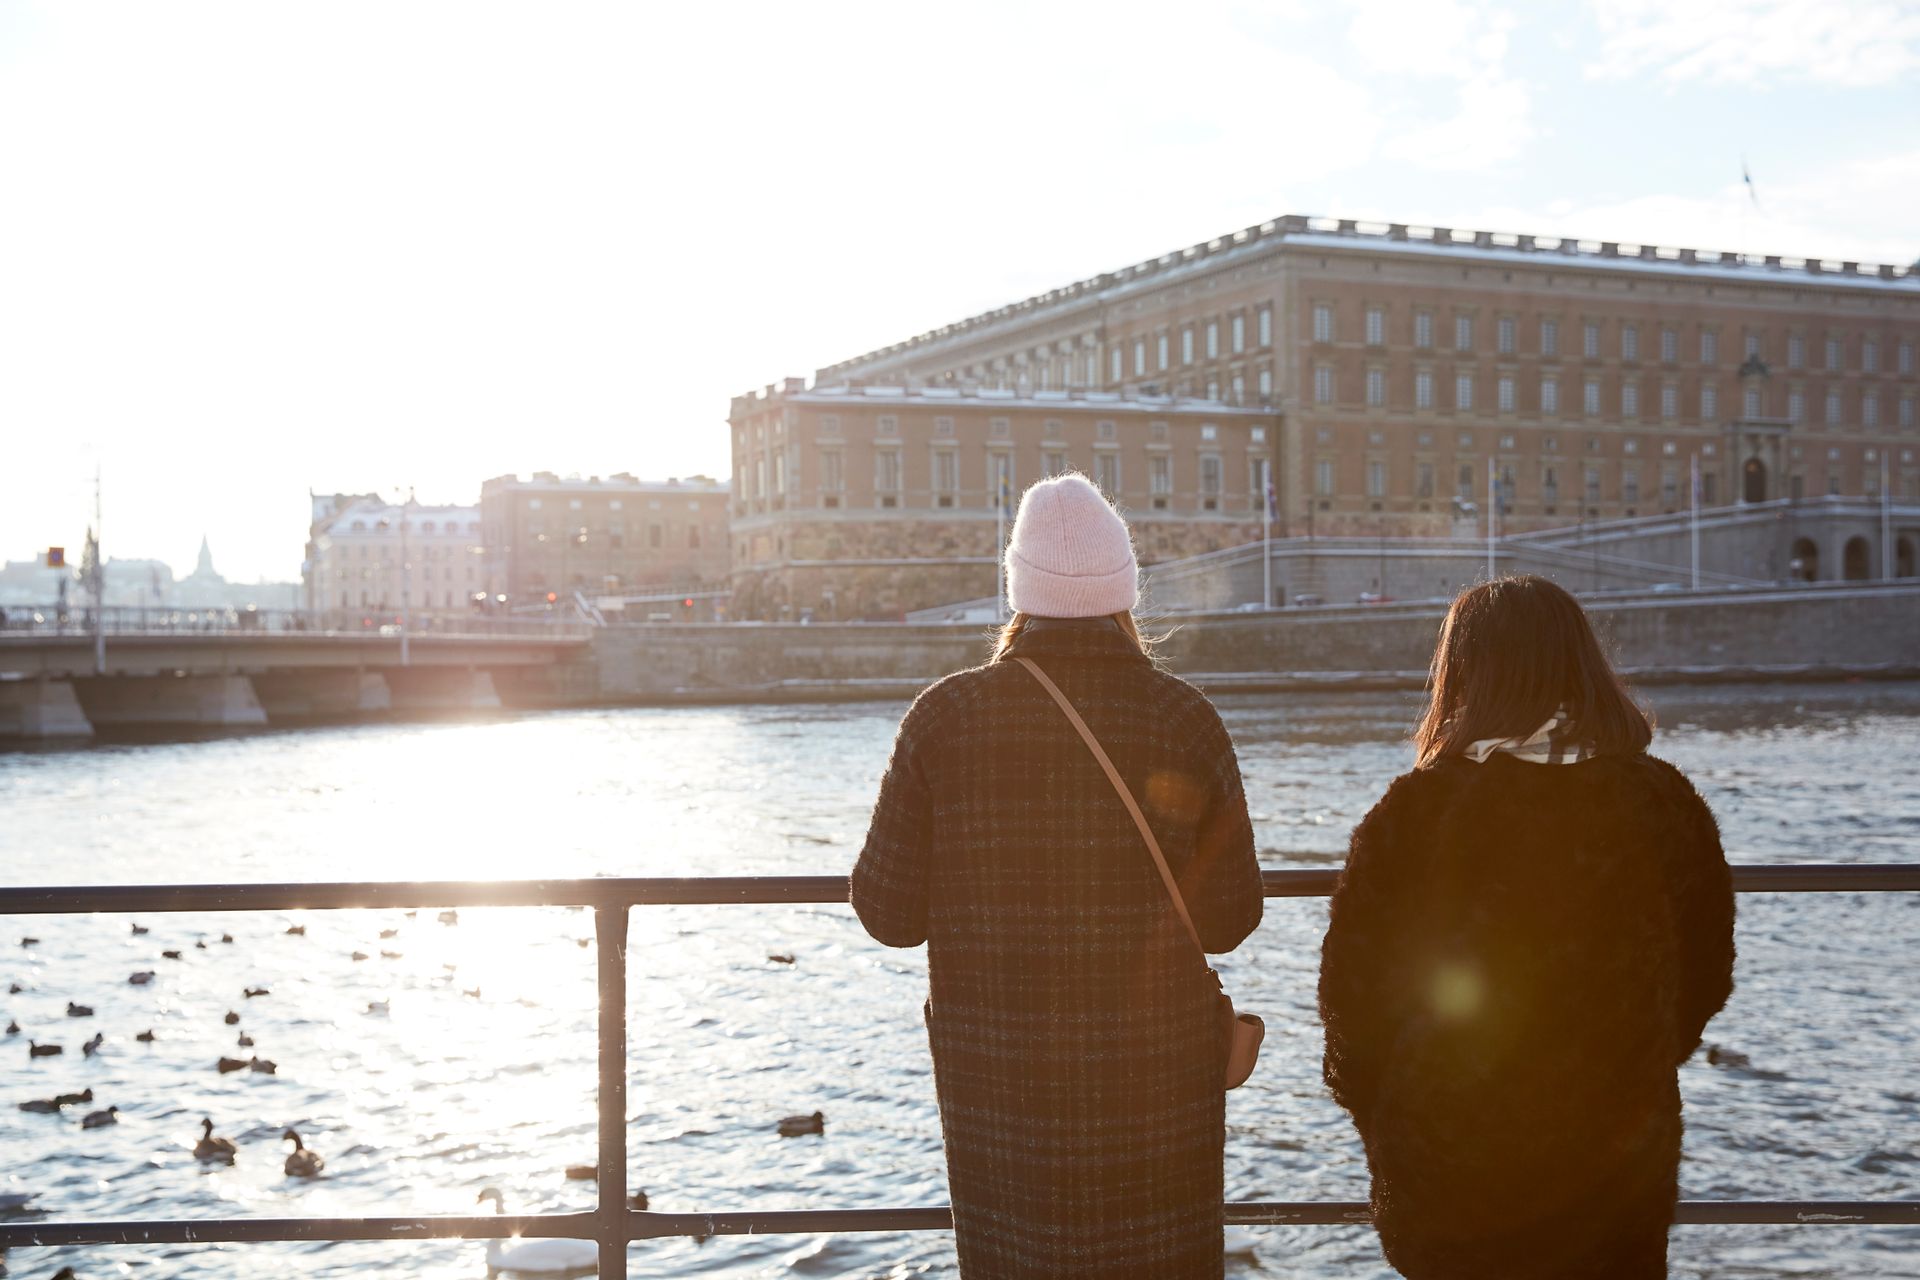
[1414,575,1652,767]
[990,611,1153,663]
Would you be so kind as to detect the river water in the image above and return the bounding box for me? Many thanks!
[2,683,1917,1279]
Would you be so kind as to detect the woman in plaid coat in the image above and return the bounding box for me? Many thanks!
[852,475,1265,1278]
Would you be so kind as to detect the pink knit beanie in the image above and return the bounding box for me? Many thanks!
[1004,474,1139,618]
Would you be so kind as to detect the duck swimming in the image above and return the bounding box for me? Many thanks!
[135,1029,155,1043]
[216,1057,249,1074]
[194,1117,237,1163]
[81,1106,119,1129]
[28,1042,61,1058]
[777,1111,825,1137]
[129,972,155,985]
[81,1033,103,1058]
[282,1129,324,1178]
[65,1003,93,1018]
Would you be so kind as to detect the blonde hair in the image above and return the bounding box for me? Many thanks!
[990,611,1152,663]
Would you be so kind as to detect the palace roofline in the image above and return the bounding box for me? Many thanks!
[812,213,1920,381]
[744,384,1272,416]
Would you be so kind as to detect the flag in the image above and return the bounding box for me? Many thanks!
[1264,478,1276,522]
[998,474,1011,510]
[1742,158,1761,211]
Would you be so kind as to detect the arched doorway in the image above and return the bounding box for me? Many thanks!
[1843,536,1871,581]
[1790,537,1819,582]
[1898,536,1916,580]
[1743,457,1767,504]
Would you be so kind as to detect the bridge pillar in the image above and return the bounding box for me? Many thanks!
[0,677,94,741]
[73,674,269,730]
[251,669,392,722]
[383,667,502,715]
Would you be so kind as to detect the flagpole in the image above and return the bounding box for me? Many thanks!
[1261,468,1273,610]
[1883,450,1893,582]
[1486,456,1496,581]
[1690,451,1701,591]
[996,472,1008,622]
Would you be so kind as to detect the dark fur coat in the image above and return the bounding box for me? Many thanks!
[852,621,1264,1279]
[1319,752,1734,1279]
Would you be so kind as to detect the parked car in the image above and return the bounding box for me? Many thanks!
[1291,594,1325,607]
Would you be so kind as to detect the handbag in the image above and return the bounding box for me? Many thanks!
[1013,656,1265,1090]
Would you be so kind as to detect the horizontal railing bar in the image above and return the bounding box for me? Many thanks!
[0,1213,597,1247]
[8,1200,1917,1248]
[0,864,1916,915]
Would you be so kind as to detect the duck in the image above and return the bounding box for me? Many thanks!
[282,1129,324,1178]
[248,1057,277,1074]
[350,951,369,961]
[462,987,481,999]
[216,1057,249,1074]
[630,1189,649,1211]
[161,950,182,961]
[193,1117,237,1163]
[81,1033,103,1058]
[379,928,399,939]
[237,1033,255,1048]
[284,925,305,937]
[19,937,37,948]
[194,941,207,950]
[53,1089,92,1107]
[575,937,590,948]
[6,982,21,994]
[767,953,796,964]
[366,1000,390,1016]
[28,1042,61,1058]
[128,971,155,985]
[4,1020,17,1035]
[380,950,403,960]
[474,1188,597,1273]
[52,1268,76,1280]
[224,1010,240,1025]
[130,923,149,936]
[80,1106,119,1129]
[437,910,459,926]
[65,1003,93,1018]
[777,1111,825,1137]
[17,1098,60,1114]
[135,1029,156,1043]
[243,987,269,998]
[564,1165,596,1180]
[220,933,234,944]
[1706,1044,1752,1069]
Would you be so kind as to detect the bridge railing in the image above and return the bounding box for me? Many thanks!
[0,605,592,639]
[2,864,1917,1275]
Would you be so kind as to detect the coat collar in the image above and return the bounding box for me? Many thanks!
[1000,617,1150,664]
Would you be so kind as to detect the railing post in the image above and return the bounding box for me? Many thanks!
[595,903,630,1277]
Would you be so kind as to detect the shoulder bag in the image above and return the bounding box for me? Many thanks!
[1013,656,1265,1090]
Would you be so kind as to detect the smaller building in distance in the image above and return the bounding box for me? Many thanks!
[728,382,1276,620]
[305,494,485,619]
[479,472,730,610]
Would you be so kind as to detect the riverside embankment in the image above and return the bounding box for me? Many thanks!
[569,582,1920,704]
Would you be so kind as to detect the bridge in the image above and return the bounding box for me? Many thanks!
[0,609,590,740]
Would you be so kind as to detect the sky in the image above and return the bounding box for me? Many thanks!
[2,0,1917,583]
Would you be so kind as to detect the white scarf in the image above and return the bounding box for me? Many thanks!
[1462,711,1594,765]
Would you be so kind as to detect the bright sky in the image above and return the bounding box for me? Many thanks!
[2,0,1916,583]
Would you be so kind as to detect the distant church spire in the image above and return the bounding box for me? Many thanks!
[195,536,215,578]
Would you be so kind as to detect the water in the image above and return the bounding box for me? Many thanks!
[2,684,1917,1278]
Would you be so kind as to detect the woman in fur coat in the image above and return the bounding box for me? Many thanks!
[1319,575,1735,1278]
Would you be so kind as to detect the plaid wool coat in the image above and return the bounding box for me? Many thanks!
[851,620,1264,1279]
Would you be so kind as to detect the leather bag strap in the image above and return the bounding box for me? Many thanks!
[1013,656,1208,958]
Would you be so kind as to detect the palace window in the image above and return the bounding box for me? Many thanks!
[1623,466,1640,503]
[990,416,1010,437]
[1149,455,1172,497]
[1206,321,1220,359]
[1314,365,1334,404]
[1622,381,1639,418]
[877,414,898,435]
[1258,368,1273,400]
[1826,336,1842,371]
[1583,322,1600,359]
[1826,390,1843,426]
[1315,458,1335,495]
[820,450,844,493]
[1367,460,1388,498]
[1865,392,1880,429]
[1232,314,1246,353]
[1701,384,1718,420]
[1366,306,1385,346]
[933,415,955,436]
[1789,390,1805,423]
[1416,461,1434,498]
[1498,376,1515,413]
[932,450,958,495]
[875,450,902,497]
[1458,463,1475,501]
[1199,455,1223,505]
[1622,324,1639,361]
[1864,340,1879,373]
[1584,379,1601,416]
[1789,334,1805,368]
[1044,450,1068,476]
[1157,334,1169,370]
[1366,367,1386,406]
[1899,341,1913,375]
[1541,375,1559,416]
[1415,310,1433,349]
[1901,395,1916,429]
[1497,316,1515,355]
[1097,419,1117,441]
[1111,348,1123,381]
[1745,333,1761,359]
[1700,331,1718,365]
[1661,384,1678,419]
[1134,339,1147,376]
[1415,370,1434,410]
[1182,327,1194,365]
[1541,319,1559,357]
[1660,328,1678,362]
[1745,386,1762,418]
[1455,314,1474,351]
[1258,306,1272,347]
[1095,453,1120,495]
[1456,373,1474,412]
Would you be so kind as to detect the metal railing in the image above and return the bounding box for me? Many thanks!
[0,605,593,639]
[3,864,1917,1274]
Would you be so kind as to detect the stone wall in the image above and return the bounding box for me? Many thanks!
[582,583,1920,702]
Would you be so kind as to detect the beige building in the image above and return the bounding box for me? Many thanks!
[305,495,485,618]
[728,384,1274,619]
[480,472,730,608]
[812,214,1920,541]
